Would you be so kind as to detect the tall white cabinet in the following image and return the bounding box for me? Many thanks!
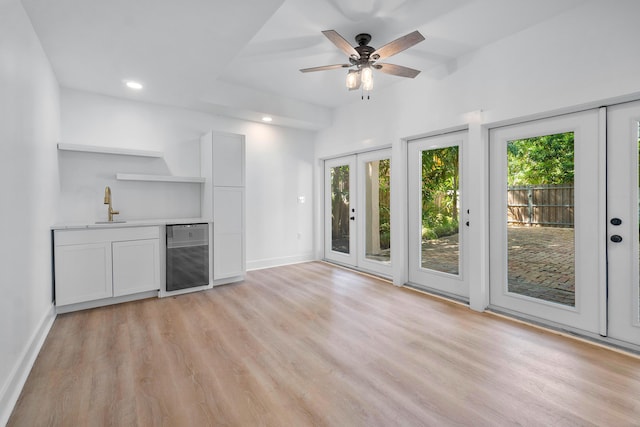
[200,131,246,284]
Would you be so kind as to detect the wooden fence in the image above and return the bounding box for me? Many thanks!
[507,184,574,227]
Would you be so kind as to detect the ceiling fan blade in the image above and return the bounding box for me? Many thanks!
[300,64,351,73]
[371,30,425,61]
[322,30,360,58]
[375,63,421,78]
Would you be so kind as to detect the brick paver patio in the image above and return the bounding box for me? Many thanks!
[422,226,575,305]
[507,226,575,305]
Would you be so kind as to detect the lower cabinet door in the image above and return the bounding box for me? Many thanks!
[214,232,244,279]
[55,242,113,305]
[213,187,245,280]
[112,239,160,297]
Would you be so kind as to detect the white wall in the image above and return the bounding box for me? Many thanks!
[245,127,315,269]
[60,89,205,222]
[317,1,640,157]
[61,89,316,268]
[314,0,640,300]
[0,0,60,423]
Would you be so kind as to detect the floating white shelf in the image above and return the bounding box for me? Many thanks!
[116,173,205,183]
[57,143,163,158]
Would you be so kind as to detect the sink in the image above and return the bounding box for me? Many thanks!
[95,220,127,224]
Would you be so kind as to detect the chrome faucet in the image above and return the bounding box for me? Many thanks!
[103,186,120,222]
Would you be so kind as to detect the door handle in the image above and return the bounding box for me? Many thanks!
[610,235,623,243]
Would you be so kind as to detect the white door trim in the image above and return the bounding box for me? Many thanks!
[356,149,393,277]
[606,101,640,346]
[407,130,469,299]
[324,155,357,266]
[488,109,604,335]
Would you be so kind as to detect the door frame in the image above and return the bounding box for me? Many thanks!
[356,149,393,277]
[607,101,640,346]
[406,130,469,299]
[488,109,606,335]
[323,149,393,277]
[324,155,357,266]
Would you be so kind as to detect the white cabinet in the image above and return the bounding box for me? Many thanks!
[55,242,112,305]
[212,133,245,187]
[213,187,245,279]
[112,239,160,297]
[200,131,246,283]
[54,227,160,310]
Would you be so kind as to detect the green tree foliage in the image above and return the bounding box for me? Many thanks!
[378,159,391,249]
[421,146,459,240]
[330,165,350,248]
[507,132,574,186]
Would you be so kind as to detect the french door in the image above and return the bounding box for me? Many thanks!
[324,150,392,277]
[324,156,356,266]
[489,110,603,334]
[607,101,640,346]
[407,131,468,298]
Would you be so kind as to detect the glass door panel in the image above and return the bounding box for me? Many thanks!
[324,156,356,266]
[489,110,602,334]
[506,133,576,306]
[364,160,390,262]
[331,165,351,254]
[357,149,392,277]
[607,101,640,347]
[421,145,460,275]
[408,131,468,298]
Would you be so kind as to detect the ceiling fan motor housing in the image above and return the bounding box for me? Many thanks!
[355,33,371,46]
[352,33,377,65]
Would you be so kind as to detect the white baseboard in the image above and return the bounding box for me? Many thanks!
[0,304,56,427]
[55,290,158,314]
[247,253,316,271]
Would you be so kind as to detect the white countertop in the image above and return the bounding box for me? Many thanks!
[51,217,212,230]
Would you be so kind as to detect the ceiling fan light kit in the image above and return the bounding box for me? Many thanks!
[346,69,361,90]
[300,29,425,100]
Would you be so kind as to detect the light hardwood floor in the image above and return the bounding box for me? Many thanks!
[9,262,640,426]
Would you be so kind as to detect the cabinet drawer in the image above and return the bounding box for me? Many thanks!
[55,226,160,245]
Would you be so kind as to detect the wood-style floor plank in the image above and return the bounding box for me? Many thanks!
[8,261,640,426]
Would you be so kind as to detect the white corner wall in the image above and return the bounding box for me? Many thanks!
[0,0,60,423]
[61,89,316,269]
[314,0,640,299]
[317,1,640,156]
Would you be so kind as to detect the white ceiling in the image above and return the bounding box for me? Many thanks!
[21,0,585,129]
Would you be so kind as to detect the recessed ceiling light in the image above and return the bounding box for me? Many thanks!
[262,116,273,123]
[125,81,143,90]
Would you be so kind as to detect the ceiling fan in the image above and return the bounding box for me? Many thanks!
[300,30,425,95]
